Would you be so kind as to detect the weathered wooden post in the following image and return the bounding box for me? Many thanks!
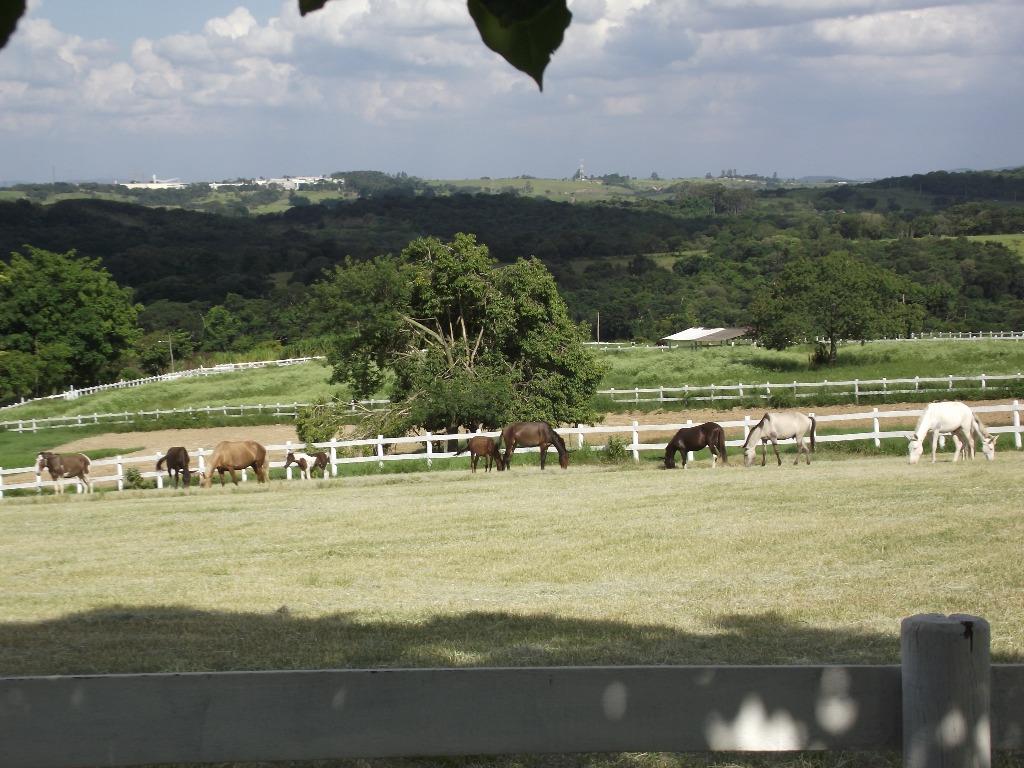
[901,613,991,768]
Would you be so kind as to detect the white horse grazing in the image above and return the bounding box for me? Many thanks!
[907,401,997,464]
[742,412,817,467]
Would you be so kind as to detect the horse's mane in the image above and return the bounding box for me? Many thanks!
[549,426,567,452]
[741,414,769,449]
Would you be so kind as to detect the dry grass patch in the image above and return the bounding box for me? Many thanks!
[3,454,1021,678]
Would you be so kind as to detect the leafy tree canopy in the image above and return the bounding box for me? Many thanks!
[750,251,922,364]
[0,246,140,399]
[303,233,603,440]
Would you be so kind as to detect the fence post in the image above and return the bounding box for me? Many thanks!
[1014,401,1022,450]
[914,376,919,391]
[330,444,338,477]
[0,467,4,499]
[873,408,881,448]
[901,613,990,768]
[31,418,37,433]
[631,420,640,463]
[659,386,664,403]
[948,374,954,390]
[378,435,385,469]
[116,456,124,491]
[634,387,639,403]
[882,378,888,396]
[36,467,42,493]
[854,379,860,404]
[738,382,744,400]
[285,441,293,480]
[425,432,433,469]
[980,373,986,391]
[155,453,163,489]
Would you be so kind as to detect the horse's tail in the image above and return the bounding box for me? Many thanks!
[454,442,467,457]
[716,425,728,464]
[156,454,167,471]
[809,415,817,452]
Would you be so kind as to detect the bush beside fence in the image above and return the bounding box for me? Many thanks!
[3,402,1022,498]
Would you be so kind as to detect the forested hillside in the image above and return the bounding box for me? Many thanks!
[2,168,1024,385]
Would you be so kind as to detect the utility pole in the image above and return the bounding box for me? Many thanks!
[159,335,175,373]
[596,311,601,343]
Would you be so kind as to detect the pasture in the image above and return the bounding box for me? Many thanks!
[3,453,1022,767]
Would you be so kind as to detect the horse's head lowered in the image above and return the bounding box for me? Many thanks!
[906,435,924,464]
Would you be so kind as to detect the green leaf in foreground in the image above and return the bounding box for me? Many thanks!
[467,0,571,90]
[0,0,26,50]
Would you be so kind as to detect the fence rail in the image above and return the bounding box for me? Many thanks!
[600,372,1024,405]
[0,398,391,434]
[4,402,1022,498]
[0,356,328,412]
[1,616,1020,767]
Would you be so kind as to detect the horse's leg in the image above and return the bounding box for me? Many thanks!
[930,430,940,463]
[771,438,782,466]
[471,453,478,473]
[760,440,768,467]
[503,441,515,470]
[540,443,548,470]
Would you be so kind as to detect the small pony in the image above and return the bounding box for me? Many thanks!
[454,435,505,473]
[284,450,330,480]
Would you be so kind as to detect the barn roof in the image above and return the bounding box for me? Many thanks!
[661,326,750,343]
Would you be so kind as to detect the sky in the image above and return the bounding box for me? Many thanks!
[0,0,1021,183]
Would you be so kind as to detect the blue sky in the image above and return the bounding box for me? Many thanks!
[1,0,1021,183]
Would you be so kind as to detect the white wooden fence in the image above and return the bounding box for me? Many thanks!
[0,356,327,412]
[0,399,391,433]
[0,615,1021,767]
[600,372,1024,405]
[3,402,1022,498]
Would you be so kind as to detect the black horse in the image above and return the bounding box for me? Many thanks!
[501,422,568,470]
[664,422,728,469]
[156,446,191,488]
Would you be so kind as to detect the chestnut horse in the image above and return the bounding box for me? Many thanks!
[501,421,568,470]
[201,440,269,487]
[455,435,505,473]
[156,446,191,488]
[664,422,728,469]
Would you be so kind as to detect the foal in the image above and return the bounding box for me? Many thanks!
[455,436,504,472]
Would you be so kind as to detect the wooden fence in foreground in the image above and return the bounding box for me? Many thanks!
[0,615,1020,767]
[3,402,1023,497]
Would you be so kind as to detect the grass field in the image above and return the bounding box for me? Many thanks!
[3,452,1022,767]
[6,341,1024,423]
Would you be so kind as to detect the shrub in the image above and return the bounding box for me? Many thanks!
[603,436,630,463]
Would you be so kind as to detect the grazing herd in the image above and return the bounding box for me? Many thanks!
[31,403,1002,495]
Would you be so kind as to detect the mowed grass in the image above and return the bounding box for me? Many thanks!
[597,340,1024,390]
[3,454,1021,678]
[2,361,342,420]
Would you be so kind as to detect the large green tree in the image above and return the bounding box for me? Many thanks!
[0,246,140,399]
[750,251,923,364]
[303,233,603,440]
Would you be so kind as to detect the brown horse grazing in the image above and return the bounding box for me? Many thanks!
[664,422,728,469]
[156,446,191,488]
[501,422,568,470]
[36,452,93,494]
[454,436,505,473]
[201,440,269,487]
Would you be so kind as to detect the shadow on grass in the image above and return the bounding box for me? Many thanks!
[3,608,1021,768]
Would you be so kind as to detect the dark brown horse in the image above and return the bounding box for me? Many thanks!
[36,451,93,494]
[455,435,505,473]
[201,440,269,487]
[501,422,568,470]
[156,446,191,488]
[664,422,728,469]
